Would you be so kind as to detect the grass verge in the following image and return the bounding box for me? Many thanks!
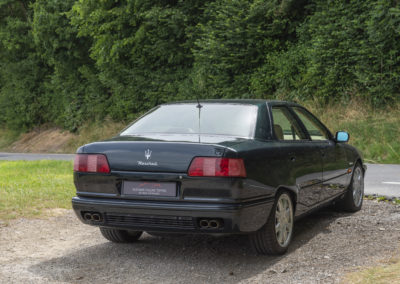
[63,119,126,153]
[343,252,400,283]
[0,160,74,220]
[0,128,21,150]
[307,101,400,164]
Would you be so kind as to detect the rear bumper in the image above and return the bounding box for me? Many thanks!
[72,196,274,234]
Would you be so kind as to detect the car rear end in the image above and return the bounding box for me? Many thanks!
[72,102,274,235]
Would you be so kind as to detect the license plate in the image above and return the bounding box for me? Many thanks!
[122,181,177,197]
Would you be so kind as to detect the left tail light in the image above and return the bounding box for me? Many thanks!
[74,154,110,173]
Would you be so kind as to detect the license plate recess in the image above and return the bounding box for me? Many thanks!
[122,181,177,197]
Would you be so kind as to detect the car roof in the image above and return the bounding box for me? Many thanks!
[162,99,302,107]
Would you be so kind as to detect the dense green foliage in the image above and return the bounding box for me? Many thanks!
[0,0,399,130]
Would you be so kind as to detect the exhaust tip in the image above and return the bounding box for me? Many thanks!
[199,219,209,228]
[83,212,93,221]
[198,218,223,229]
[209,220,220,229]
[92,213,102,222]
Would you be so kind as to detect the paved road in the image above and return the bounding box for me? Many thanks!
[0,152,74,161]
[0,153,398,197]
[365,163,400,198]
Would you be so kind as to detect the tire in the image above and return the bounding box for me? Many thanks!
[100,227,143,243]
[249,191,294,255]
[336,163,364,212]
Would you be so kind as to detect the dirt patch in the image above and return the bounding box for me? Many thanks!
[0,200,399,284]
[10,128,75,153]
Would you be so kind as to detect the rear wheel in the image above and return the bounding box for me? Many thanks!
[249,191,294,255]
[337,163,364,212]
[100,227,143,243]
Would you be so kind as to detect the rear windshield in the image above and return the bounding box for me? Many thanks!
[120,103,258,138]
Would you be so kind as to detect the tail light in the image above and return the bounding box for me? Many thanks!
[74,154,110,173]
[188,157,246,177]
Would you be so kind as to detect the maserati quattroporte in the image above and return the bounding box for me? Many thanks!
[72,100,366,255]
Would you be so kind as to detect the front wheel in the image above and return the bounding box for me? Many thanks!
[337,163,364,212]
[249,191,294,255]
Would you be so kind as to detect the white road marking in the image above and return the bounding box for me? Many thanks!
[382,182,400,185]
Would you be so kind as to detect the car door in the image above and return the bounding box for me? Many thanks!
[270,105,323,213]
[291,107,349,202]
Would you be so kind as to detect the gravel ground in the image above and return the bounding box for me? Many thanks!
[1,200,400,284]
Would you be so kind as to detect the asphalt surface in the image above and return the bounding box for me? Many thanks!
[0,153,398,197]
[364,163,400,198]
[0,152,74,161]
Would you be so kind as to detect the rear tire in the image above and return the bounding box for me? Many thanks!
[336,163,364,212]
[100,227,143,243]
[249,191,294,255]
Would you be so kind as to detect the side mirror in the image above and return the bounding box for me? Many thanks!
[335,131,349,142]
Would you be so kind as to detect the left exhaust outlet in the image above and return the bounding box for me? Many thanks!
[92,213,102,222]
[83,212,93,221]
[82,212,103,222]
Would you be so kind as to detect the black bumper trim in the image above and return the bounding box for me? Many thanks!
[72,196,274,233]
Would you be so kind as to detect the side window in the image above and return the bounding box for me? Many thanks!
[292,107,330,141]
[271,107,307,141]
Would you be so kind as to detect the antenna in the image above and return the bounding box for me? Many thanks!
[195,96,202,142]
[196,97,202,109]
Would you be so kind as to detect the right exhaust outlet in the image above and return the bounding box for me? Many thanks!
[209,219,220,229]
[199,218,222,229]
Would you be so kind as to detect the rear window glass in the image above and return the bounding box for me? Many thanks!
[120,104,258,138]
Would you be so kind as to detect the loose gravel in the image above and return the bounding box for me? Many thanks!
[1,200,400,284]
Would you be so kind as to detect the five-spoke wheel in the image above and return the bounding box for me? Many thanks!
[250,191,294,255]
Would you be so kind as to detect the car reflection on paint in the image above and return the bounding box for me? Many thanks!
[72,100,366,255]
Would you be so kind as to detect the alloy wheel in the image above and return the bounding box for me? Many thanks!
[275,194,293,247]
[352,167,364,207]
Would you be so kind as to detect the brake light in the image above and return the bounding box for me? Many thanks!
[188,157,246,177]
[73,154,110,173]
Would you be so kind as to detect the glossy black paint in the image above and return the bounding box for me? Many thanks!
[72,100,365,234]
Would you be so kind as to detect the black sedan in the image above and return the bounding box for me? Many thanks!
[72,100,366,255]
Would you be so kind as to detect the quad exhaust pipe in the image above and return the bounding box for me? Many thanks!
[199,218,222,229]
[83,212,103,222]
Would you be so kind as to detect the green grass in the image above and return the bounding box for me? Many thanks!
[62,119,127,153]
[308,101,400,164]
[334,118,400,164]
[0,128,21,150]
[0,160,75,220]
[343,253,400,283]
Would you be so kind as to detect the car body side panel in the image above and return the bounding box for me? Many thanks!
[225,139,325,217]
[278,142,323,215]
[320,141,351,201]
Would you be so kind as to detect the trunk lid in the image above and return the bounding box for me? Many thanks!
[80,134,246,173]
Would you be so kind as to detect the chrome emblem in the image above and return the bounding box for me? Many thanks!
[145,149,152,160]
